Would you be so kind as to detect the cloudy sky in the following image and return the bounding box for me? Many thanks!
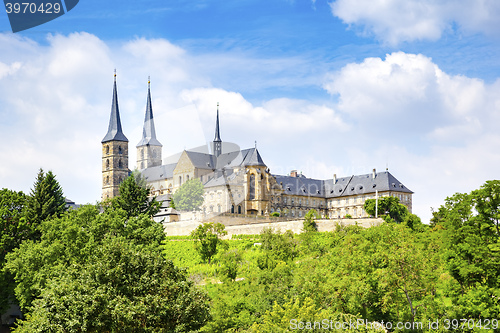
[1,0,499,223]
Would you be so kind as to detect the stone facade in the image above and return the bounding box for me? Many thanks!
[101,76,414,218]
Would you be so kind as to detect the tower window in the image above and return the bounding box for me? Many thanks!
[119,159,123,169]
[106,146,110,154]
[118,146,123,155]
[249,174,255,200]
[106,159,110,170]
[141,149,144,159]
[106,176,109,185]
[179,176,182,185]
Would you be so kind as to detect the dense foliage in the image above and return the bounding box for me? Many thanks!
[2,173,499,332]
[1,170,210,331]
[173,178,204,211]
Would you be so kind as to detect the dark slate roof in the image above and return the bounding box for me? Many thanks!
[274,171,413,198]
[137,81,162,147]
[102,77,128,143]
[185,151,216,169]
[141,163,176,181]
[274,174,325,197]
[324,171,413,198]
[240,148,266,167]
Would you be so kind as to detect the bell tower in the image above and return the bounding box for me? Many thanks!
[136,77,162,169]
[102,71,129,200]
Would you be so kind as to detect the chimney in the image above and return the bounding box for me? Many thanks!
[372,168,376,179]
[290,170,297,177]
[333,174,337,184]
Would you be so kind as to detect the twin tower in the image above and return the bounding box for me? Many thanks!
[101,73,223,200]
[101,74,162,199]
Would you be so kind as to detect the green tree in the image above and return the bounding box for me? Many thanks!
[364,196,408,223]
[12,237,210,333]
[24,169,67,240]
[431,180,500,318]
[5,204,166,312]
[169,197,176,209]
[217,248,242,281]
[173,178,204,211]
[0,189,28,314]
[191,222,227,264]
[260,228,298,263]
[111,173,160,218]
[303,209,320,232]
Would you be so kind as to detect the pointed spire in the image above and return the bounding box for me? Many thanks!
[213,102,222,157]
[137,77,162,147]
[102,70,128,143]
[214,102,221,142]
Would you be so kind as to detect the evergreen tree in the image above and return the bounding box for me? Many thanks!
[111,173,160,218]
[24,169,67,240]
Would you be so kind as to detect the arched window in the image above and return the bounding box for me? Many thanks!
[231,205,235,213]
[106,146,110,154]
[118,159,123,169]
[141,149,144,159]
[106,176,109,184]
[118,146,123,154]
[106,159,110,170]
[238,205,242,214]
[249,174,255,200]
[187,175,190,181]
[179,176,182,185]
[210,205,214,212]
[218,205,221,213]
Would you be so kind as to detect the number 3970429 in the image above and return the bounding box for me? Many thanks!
[5,2,61,14]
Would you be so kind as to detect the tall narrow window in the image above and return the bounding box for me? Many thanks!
[106,176,109,184]
[118,159,123,169]
[106,146,110,154]
[179,176,182,185]
[249,174,255,200]
[238,205,242,214]
[118,146,123,154]
[106,159,110,169]
[231,205,235,213]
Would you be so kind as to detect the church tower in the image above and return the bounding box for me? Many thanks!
[136,77,162,169]
[102,72,129,200]
[213,103,222,157]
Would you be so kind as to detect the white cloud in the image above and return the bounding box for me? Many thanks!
[1,33,499,226]
[330,0,500,44]
[323,51,500,222]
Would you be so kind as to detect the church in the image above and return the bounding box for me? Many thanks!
[101,74,414,219]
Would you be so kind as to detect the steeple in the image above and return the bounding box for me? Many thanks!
[136,77,162,169]
[102,71,128,143]
[137,77,162,147]
[213,102,222,157]
[101,71,129,200]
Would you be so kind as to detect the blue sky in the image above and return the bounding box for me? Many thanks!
[1,0,500,223]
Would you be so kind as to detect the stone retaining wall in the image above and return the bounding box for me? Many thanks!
[163,217,384,238]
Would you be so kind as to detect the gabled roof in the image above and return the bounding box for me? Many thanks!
[102,76,128,143]
[240,148,266,167]
[185,151,216,169]
[274,174,325,197]
[137,80,162,147]
[274,171,413,198]
[324,171,413,198]
[141,163,176,182]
